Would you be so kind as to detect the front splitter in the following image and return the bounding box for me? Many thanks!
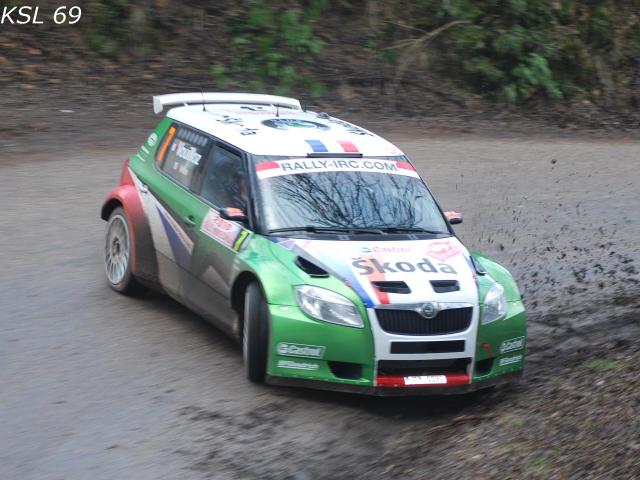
[266,371,522,396]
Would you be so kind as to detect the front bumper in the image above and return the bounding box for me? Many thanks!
[266,301,526,395]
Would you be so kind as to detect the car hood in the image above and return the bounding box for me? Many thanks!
[270,236,479,307]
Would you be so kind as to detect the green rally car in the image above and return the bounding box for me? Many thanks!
[101,92,526,395]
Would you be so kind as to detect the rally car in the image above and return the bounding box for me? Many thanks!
[101,92,526,395]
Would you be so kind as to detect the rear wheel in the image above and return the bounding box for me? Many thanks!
[104,207,145,295]
[243,282,270,383]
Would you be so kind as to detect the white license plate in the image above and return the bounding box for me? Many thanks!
[404,375,447,385]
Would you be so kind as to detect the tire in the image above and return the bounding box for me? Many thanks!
[104,207,145,295]
[243,282,270,383]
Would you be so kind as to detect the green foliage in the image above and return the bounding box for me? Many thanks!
[385,0,639,103]
[83,0,131,57]
[585,6,615,51]
[422,0,571,102]
[225,0,327,95]
[78,0,638,105]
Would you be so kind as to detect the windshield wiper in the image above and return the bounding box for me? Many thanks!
[375,227,448,234]
[269,226,384,235]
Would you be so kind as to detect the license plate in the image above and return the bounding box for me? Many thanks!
[404,375,447,385]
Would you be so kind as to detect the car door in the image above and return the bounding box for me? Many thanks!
[135,123,211,298]
[184,141,252,331]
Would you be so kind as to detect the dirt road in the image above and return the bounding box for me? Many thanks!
[1,135,638,479]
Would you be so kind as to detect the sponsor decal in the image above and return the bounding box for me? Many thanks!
[277,342,326,359]
[263,119,330,130]
[404,375,447,385]
[500,336,525,354]
[232,230,250,252]
[256,158,418,180]
[201,209,243,250]
[173,140,202,165]
[147,132,158,147]
[499,354,523,367]
[425,241,462,262]
[277,360,319,371]
[326,116,374,136]
[210,113,259,136]
[216,115,243,125]
[351,257,457,275]
[232,106,274,115]
[359,245,412,254]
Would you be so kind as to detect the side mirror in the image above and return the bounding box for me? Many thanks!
[220,207,248,223]
[444,211,463,225]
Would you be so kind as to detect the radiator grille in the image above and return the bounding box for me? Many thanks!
[376,307,473,335]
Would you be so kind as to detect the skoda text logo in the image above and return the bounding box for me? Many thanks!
[420,302,439,319]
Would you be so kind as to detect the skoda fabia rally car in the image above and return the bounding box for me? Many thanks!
[101,92,526,395]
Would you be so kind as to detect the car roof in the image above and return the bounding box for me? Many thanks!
[166,104,404,157]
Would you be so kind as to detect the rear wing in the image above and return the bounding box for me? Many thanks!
[152,92,302,114]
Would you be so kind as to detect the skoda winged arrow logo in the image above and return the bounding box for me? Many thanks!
[420,302,439,319]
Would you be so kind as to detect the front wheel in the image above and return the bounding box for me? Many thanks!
[104,207,145,295]
[243,282,270,383]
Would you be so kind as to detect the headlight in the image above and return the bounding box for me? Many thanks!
[482,282,507,324]
[294,285,363,328]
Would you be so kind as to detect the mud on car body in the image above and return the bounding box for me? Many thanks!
[101,92,526,395]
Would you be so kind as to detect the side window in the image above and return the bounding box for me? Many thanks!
[158,125,210,187]
[199,144,248,211]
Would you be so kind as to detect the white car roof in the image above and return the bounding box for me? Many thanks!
[163,102,404,157]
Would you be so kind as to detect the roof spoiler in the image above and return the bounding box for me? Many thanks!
[152,92,302,114]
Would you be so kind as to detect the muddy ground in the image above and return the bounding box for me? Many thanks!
[1,96,639,479]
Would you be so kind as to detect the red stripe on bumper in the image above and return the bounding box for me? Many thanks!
[376,373,470,388]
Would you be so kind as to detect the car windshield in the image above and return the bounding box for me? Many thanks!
[253,157,449,234]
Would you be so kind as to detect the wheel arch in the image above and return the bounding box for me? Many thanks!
[100,185,159,286]
[230,271,261,333]
[101,198,123,221]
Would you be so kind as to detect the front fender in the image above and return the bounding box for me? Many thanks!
[471,252,522,302]
[232,235,304,306]
[470,252,527,381]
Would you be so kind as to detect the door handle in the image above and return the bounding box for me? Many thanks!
[183,215,197,228]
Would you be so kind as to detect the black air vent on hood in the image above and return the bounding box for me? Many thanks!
[372,281,411,294]
[294,256,329,277]
[430,280,460,293]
